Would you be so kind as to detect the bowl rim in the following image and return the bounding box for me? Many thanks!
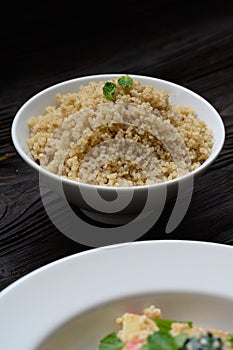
[2,239,233,295]
[11,73,225,191]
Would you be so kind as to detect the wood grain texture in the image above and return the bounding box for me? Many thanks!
[0,0,233,291]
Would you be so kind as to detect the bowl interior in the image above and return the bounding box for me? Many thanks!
[12,74,225,178]
[37,291,233,350]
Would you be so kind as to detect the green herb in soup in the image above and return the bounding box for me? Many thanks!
[99,332,123,350]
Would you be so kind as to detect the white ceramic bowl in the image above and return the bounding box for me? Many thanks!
[11,74,225,228]
[1,240,233,350]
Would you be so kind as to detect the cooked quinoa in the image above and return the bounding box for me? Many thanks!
[27,78,213,186]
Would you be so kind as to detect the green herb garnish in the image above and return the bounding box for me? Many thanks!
[148,331,176,350]
[153,319,192,333]
[103,75,133,100]
[227,334,233,345]
[118,75,133,88]
[174,333,188,349]
[141,331,188,350]
[103,82,117,101]
[98,332,123,350]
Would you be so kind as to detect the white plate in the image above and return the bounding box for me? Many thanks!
[1,240,233,350]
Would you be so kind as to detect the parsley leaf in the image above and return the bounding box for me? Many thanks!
[98,332,123,350]
[103,82,117,101]
[147,331,178,350]
[154,319,192,332]
[227,334,233,345]
[118,75,133,88]
[140,345,150,350]
[174,333,188,349]
[145,331,188,350]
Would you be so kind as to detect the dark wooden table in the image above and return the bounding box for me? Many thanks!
[1,1,233,291]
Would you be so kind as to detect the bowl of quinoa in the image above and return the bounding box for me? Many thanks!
[26,75,213,186]
[11,74,225,223]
